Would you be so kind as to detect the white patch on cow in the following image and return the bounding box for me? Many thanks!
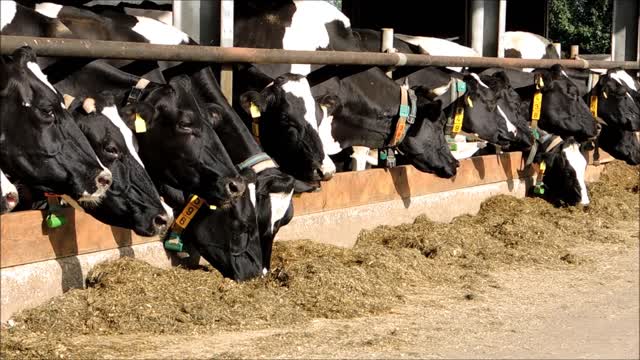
[124,7,173,25]
[131,16,189,45]
[1,169,19,212]
[502,31,558,72]
[1,0,17,30]
[269,190,293,233]
[318,107,342,156]
[561,70,569,78]
[610,70,637,91]
[351,146,378,171]
[469,73,489,88]
[283,0,351,75]
[563,143,589,206]
[280,78,337,178]
[160,199,174,224]
[35,2,63,18]
[431,80,453,97]
[248,183,256,208]
[496,105,517,135]
[101,105,145,167]
[26,62,57,94]
[395,34,480,72]
[281,77,318,130]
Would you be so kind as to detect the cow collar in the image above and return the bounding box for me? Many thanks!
[380,84,417,168]
[237,152,278,174]
[164,194,216,253]
[126,78,151,105]
[388,84,417,147]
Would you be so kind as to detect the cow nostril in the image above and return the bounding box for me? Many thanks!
[97,174,112,188]
[154,214,169,228]
[226,179,246,197]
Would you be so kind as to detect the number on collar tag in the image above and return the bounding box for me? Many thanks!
[531,92,543,120]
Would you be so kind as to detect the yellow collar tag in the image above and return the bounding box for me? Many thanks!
[539,161,546,174]
[589,95,598,118]
[452,106,464,134]
[172,195,205,232]
[249,103,261,119]
[134,113,147,133]
[531,91,543,121]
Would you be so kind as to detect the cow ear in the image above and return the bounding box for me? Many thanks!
[317,94,341,115]
[120,102,156,131]
[11,47,38,68]
[239,91,266,117]
[493,71,511,88]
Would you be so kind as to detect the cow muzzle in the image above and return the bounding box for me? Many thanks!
[1,191,19,214]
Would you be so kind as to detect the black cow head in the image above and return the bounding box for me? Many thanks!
[457,73,517,147]
[238,74,331,182]
[598,126,640,166]
[478,72,533,150]
[399,95,459,178]
[533,65,597,141]
[0,47,112,203]
[595,69,640,131]
[175,168,265,282]
[68,94,173,236]
[119,75,246,208]
[533,135,590,207]
[1,169,19,214]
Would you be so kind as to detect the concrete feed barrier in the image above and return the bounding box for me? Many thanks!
[0,150,613,322]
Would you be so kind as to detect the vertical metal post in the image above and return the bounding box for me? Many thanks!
[570,45,579,59]
[497,0,507,58]
[220,0,234,105]
[470,0,484,56]
[172,0,200,43]
[611,0,639,61]
[553,42,562,58]
[381,28,395,78]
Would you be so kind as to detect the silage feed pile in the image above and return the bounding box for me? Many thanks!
[2,161,638,359]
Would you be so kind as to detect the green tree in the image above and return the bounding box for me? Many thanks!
[549,0,613,54]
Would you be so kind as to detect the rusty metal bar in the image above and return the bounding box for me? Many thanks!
[1,35,639,70]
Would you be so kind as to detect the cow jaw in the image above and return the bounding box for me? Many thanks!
[563,144,589,206]
[78,163,112,206]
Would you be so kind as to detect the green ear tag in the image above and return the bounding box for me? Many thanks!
[449,143,458,151]
[164,232,184,252]
[456,81,467,93]
[134,113,147,133]
[46,213,66,228]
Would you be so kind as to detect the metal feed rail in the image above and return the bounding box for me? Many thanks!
[1,35,639,70]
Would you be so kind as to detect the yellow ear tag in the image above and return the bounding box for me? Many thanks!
[452,106,464,133]
[209,205,217,210]
[466,96,473,108]
[589,95,598,117]
[249,103,261,118]
[134,113,147,133]
[531,91,543,120]
[602,91,608,99]
[539,161,546,173]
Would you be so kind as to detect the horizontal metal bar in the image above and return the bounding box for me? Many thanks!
[1,35,639,70]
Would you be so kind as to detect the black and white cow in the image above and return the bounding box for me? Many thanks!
[531,129,591,206]
[66,94,173,236]
[502,31,560,62]
[0,46,113,204]
[309,65,459,177]
[598,126,640,166]
[592,69,640,131]
[482,65,598,142]
[233,66,334,182]
[0,169,19,214]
